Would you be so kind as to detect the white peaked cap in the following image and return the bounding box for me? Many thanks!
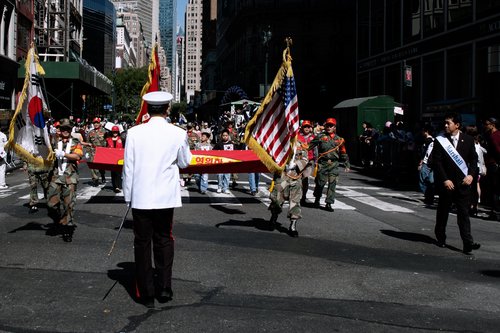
[142,91,173,105]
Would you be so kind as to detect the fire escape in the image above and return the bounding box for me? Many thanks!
[35,0,83,62]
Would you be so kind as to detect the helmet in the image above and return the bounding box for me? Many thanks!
[111,126,120,132]
[324,118,337,126]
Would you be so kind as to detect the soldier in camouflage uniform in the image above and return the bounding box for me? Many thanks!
[23,162,50,213]
[87,117,107,186]
[308,118,350,212]
[47,118,83,242]
[269,143,312,237]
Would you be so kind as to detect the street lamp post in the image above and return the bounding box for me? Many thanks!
[262,26,272,95]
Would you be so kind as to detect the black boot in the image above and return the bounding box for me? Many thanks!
[62,225,74,242]
[289,219,298,237]
[269,214,278,230]
[313,198,321,208]
[325,203,334,212]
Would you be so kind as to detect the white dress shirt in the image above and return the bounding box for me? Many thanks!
[123,117,192,209]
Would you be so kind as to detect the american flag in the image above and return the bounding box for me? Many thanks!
[245,45,300,173]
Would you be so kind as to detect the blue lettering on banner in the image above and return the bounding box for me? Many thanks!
[446,146,463,166]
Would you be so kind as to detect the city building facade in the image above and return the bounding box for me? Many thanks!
[83,0,117,75]
[175,27,185,102]
[116,16,137,68]
[213,0,356,120]
[0,0,20,116]
[159,0,177,91]
[356,0,500,126]
[185,0,203,103]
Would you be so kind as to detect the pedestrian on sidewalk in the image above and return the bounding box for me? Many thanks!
[483,117,500,221]
[418,124,435,206]
[123,91,192,308]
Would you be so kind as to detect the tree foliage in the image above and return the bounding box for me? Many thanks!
[110,67,148,117]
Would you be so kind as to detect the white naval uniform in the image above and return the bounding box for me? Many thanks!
[123,117,192,209]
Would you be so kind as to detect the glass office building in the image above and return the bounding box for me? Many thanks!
[83,0,117,75]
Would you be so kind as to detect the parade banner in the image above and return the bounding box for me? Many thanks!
[7,46,54,168]
[87,147,270,174]
[244,38,300,173]
[136,40,160,124]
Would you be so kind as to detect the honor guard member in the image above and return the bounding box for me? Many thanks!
[297,120,316,205]
[308,118,350,212]
[269,142,313,237]
[47,118,83,242]
[87,117,107,186]
[123,91,192,308]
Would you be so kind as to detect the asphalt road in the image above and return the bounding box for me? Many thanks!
[0,165,499,332]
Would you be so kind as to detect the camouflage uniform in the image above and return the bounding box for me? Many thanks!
[309,132,350,206]
[47,138,83,230]
[87,127,107,184]
[269,148,311,237]
[25,162,50,207]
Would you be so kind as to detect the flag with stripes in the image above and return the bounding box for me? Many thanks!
[136,41,160,124]
[7,47,54,168]
[244,41,300,173]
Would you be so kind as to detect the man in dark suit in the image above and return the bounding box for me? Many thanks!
[431,112,480,254]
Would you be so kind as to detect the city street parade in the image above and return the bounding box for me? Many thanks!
[1,1,500,332]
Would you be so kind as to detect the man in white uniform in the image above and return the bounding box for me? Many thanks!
[123,91,192,308]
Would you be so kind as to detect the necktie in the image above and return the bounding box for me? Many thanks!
[452,136,458,148]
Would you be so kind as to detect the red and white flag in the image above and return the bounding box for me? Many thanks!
[7,47,53,168]
[136,41,160,124]
[244,42,300,173]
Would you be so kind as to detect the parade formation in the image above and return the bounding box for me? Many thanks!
[0,42,499,332]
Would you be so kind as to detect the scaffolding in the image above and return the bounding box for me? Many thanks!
[35,0,83,62]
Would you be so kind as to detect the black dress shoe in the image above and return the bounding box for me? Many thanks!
[29,205,38,214]
[157,288,173,303]
[325,203,334,212]
[289,229,299,238]
[436,241,446,248]
[313,199,321,208]
[463,242,481,254]
[140,296,155,308]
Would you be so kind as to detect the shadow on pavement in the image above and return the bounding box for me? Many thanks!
[380,229,462,253]
[210,205,246,215]
[215,217,289,235]
[480,270,500,278]
[106,262,137,302]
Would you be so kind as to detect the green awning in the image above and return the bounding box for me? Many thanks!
[18,61,112,95]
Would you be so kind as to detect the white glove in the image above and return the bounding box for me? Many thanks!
[55,150,65,158]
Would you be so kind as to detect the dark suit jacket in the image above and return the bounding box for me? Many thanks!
[431,132,478,186]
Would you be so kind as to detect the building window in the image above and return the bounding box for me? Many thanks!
[403,0,421,43]
[423,52,444,104]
